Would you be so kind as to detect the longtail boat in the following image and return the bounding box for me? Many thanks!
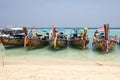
[92,24,117,52]
[23,27,49,49]
[69,28,89,49]
[0,28,25,48]
[49,26,67,49]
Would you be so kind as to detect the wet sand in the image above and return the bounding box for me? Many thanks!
[0,57,120,80]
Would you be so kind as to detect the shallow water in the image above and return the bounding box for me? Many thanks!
[0,29,120,62]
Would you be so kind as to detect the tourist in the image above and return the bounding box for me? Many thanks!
[114,35,118,43]
[32,33,37,39]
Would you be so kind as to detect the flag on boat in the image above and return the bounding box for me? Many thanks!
[97,27,104,32]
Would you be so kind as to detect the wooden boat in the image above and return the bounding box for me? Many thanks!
[23,27,49,49]
[49,26,67,48]
[69,28,89,49]
[92,24,117,52]
[0,28,25,47]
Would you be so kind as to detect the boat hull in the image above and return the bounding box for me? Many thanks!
[49,39,67,48]
[27,38,49,48]
[92,40,116,50]
[70,38,89,48]
[0,37,24,47]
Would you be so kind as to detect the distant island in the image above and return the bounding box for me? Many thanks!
[0,26,120,29]
[27,27,120,29]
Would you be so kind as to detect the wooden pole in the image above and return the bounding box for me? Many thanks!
[104,24,109,52]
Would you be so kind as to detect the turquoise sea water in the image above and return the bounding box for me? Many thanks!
[0,28,120,62]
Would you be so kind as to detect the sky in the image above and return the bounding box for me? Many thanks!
[0,0,120,28]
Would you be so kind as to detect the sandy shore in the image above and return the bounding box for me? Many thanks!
[0,57,120,80]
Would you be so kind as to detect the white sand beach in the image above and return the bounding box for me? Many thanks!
[0,57,120,80]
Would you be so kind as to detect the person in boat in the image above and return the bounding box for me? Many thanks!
[83,27,88,49]
[73,30,78,39]
[94,30,98,36]
[10,31,14,36]
[28,30,33,38]
[92,34,97,46]
[59,32,64,38]
[80,33,83,40]
[114,35,118,43]
[49,25,55,40]
[42,32,49,40]
[54,30,58,48]
[99,32,105,42]
[59,32,67,39]
[50,25,58,48]
[24,29,33,47]
[32,32,37,39]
